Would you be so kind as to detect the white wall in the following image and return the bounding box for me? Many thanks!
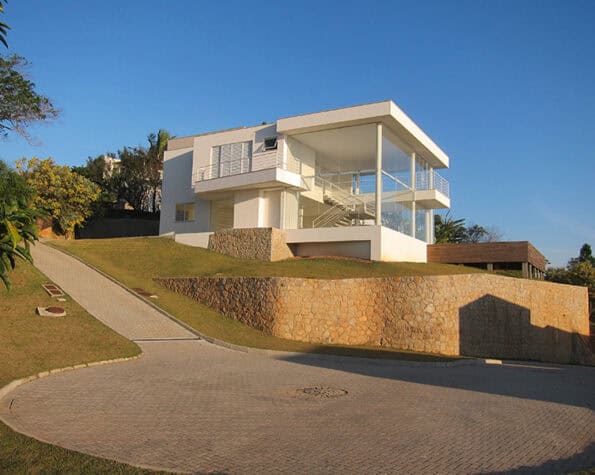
[263,191,281,228]
[380,226,427,262]
[175,232,212,248]
[193,123,278,177]
[281,190,299,229]
[159,147,210,235]
[287,136,316,176]
[285,225,427,262]
[233,190,262,228]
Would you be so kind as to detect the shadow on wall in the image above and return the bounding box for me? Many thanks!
[459,294,590,365]
[275,294,594,409]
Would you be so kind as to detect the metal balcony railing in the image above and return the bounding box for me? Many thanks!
[415,170,450,198]
[193,151,301,183]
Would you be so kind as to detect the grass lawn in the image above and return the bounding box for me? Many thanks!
[49,237,481,361]
[0,262,163,474]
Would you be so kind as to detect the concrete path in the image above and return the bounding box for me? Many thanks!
[30,243,196,340]
[2,243,594,473]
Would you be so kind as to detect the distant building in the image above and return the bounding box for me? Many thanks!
[428,241,546,279]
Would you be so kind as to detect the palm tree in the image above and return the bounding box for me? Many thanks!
[147,129,173,213]
[0,0,9,48]
[0,160,39,290]
[434,212,467,243]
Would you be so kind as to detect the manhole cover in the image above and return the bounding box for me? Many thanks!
[296,386,348,399]
[42,283,65,297]
[46,306,65,314]
[36,306,66,317]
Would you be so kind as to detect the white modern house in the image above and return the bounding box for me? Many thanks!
[159,100,450,262]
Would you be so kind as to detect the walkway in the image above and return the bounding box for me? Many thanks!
[1,243,594,473]
[29,243,195,340]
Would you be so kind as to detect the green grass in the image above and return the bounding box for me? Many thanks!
[52,236,485,280]
[0,263,163,474]
[49,237,480,361]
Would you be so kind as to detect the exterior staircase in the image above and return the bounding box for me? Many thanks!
[311,176,376,228]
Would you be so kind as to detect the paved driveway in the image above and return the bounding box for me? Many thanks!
[1,244,594,474]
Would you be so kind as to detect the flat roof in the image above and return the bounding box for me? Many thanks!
[277,100,449,168]
[167,100,450,168]
[428,241,547,271]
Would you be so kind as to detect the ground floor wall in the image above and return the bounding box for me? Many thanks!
[156,274,592,365]
[168,226,428,262]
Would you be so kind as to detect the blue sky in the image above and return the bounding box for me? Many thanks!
[1,1,593,266]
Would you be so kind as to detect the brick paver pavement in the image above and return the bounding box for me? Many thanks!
[1,243,593,473]
[2,341,594,474]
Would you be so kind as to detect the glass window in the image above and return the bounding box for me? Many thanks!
[211,141,252,178]
[381,131,413,235]
[175,203,195,222]
[415,207,428,242]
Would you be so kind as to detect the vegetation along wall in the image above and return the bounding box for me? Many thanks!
[156,274,591,365]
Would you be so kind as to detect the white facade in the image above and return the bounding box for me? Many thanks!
[159,100,451,262]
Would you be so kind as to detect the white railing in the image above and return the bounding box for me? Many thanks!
[194,151,301,182]
[310,175,376,228]
[415,170,450,198]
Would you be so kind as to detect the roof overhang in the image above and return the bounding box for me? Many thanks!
[277,100,449,169]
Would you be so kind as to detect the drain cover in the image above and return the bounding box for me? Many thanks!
[297,386,348,399]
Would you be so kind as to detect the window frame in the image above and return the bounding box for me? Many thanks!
[175,202,195,222]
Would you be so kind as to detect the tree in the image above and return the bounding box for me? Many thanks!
[72,154,119,216]
[17,157,100,237]
[434,212,467,243]
[434,213,503,244]
[113,129,172,213]
[569,243,595,267]
[0,160,39,290]
[0,54,59,141]
[146,129,171,213]
[465,224,488,243]
[465,223,502,243]
[0,0,9,48]
[546,243,595,321]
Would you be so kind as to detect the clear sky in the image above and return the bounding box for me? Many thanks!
[1,1,593,266]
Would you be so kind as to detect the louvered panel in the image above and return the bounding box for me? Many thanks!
[211,200,234,231]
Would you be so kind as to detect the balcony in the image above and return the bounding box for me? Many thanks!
[192,151,303,195]
[416,169,449,198]
[413,170,450,208]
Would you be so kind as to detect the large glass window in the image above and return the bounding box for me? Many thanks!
[415,155,431,190]
[415,207,428,242]
[381,132,413,235]
[211,141,252,178]
[175,203,195,222]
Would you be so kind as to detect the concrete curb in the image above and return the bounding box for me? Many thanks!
[0,354,142,402]
[42,242,503,368]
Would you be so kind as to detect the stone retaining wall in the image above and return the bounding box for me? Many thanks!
[156,274,591,364]
[207,228,293,261]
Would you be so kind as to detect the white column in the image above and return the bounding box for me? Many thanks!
[429,166,434,189]
[279,190,286,229]
[410,152,416,238]
[375,123,382,226]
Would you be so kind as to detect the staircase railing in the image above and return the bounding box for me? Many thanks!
[310,175,376,228]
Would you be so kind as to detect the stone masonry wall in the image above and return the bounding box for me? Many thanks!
[207,227,294,261]
[156,274,591,364]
